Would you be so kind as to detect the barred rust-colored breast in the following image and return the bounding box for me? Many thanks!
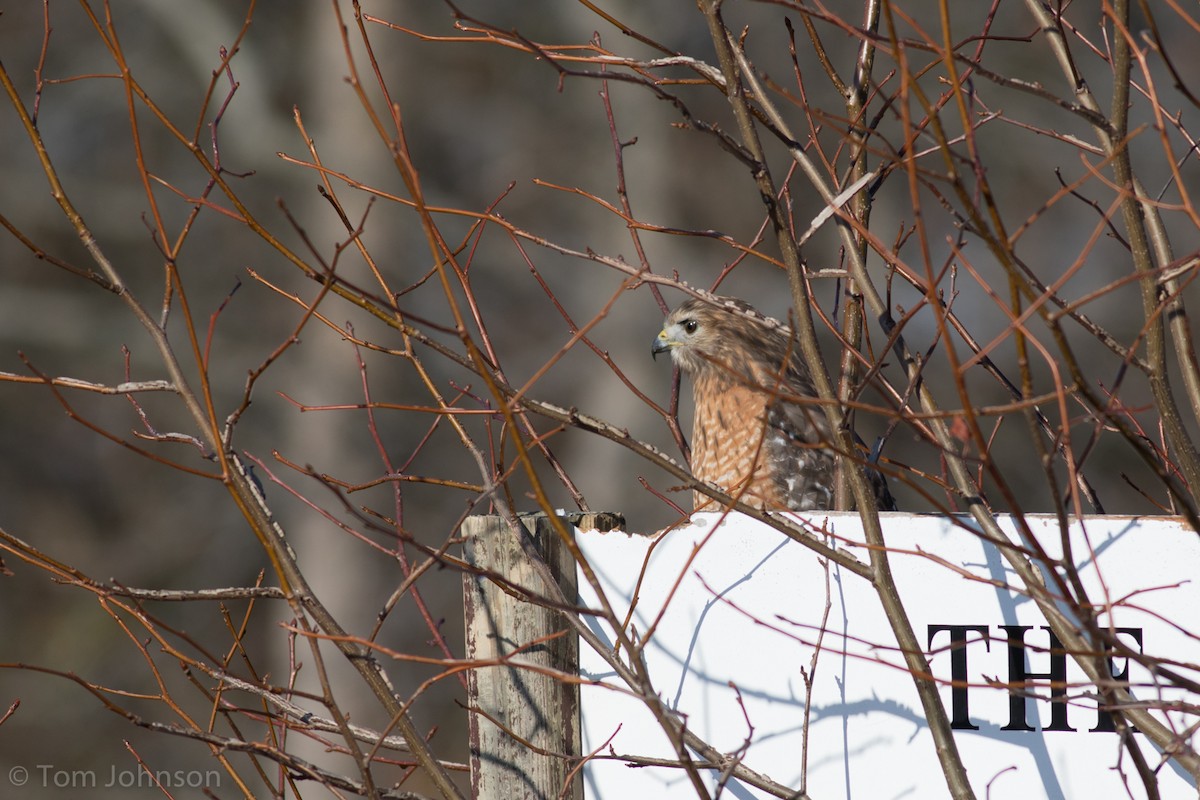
[689,372,781,510]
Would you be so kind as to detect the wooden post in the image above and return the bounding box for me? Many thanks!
[462,513,583,800]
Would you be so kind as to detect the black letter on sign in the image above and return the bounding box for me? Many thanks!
[928,625,990,730]
[1092,628,1144,733]
[1000,625,1075,732]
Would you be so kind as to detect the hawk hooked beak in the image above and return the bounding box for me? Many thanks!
[651,327,676,360]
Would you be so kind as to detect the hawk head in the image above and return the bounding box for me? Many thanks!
[651,296,770,376]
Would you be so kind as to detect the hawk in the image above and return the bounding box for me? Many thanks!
[652,295,896,512]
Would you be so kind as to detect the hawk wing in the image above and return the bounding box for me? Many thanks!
[765,390,897,512]
[763,398,838,511]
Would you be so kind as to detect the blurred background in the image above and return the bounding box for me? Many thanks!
[1,1,1197,797]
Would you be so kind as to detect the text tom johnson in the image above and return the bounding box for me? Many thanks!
[16,763,222,790]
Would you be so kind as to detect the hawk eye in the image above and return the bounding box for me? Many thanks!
[683,319,698,334]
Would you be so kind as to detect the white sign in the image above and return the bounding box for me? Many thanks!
[578,513,1199,799]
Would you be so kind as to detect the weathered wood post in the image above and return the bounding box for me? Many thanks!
[462,513,584,800]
